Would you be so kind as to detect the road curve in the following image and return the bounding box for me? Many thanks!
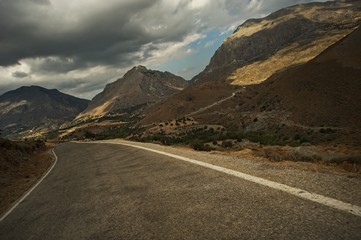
[0,142,360,239]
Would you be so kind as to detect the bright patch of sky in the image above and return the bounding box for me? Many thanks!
[158,29,229,80]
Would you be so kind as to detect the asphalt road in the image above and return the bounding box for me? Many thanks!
[0,142,360,239]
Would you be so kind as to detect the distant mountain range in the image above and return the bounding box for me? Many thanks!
[1,0,361,145]
[0,86,89,138]
[0,66,188,138]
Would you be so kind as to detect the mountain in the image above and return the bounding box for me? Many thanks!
[0,86,89,138]
[142,0,361,124]
[173,20,361,145]
[187,23,361,140]
[78,66,188,118]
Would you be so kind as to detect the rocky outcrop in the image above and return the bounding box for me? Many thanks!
[0,86,89,137]
[78,66,188,117]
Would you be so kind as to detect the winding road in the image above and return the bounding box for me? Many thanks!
[0,142,360,239]
[186,91,240,117]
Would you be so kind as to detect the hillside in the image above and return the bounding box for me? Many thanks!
[78,66,188,118]
[0,86,89,138]
[239,25,361,141]
[189,25,361,146]
[251,24,361,125]
[142,0,361,124]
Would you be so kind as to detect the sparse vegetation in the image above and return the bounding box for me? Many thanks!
[141,126,292,151]
[221,140,233,148]
[0,138,45,153]
[191,141,212,151]
[0,137,53,214]
[319,128,337,134]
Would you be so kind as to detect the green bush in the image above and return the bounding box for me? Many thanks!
[238,132,285,146]
[191,141,212,151]
[222,140,233,148]
[85,131,96,139]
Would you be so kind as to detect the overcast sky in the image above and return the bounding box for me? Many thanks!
[0,0,328,99]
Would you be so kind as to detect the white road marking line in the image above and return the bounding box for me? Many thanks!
[0,149,58,222]
[98,141,361,217]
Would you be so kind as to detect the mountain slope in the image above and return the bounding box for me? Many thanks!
[242,25,361,129]
[142,0,361,124]
[0,86,89,138]
[78,66,188,118]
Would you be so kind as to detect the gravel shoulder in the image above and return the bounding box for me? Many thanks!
[96,139,361,207]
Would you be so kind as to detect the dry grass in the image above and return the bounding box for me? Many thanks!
[218,145,361,177]
[228,32,351,86]
[250,145,361,174]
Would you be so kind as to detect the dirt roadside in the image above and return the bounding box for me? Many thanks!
[0,141,55,215]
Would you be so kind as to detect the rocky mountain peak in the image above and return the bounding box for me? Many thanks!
[134,65,147,72]
[78,66,188,118]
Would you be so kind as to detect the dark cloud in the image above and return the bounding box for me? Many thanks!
[0,0,163,68]
[30,0,50,5]
[0,0,191,72]
[12,71,29,78]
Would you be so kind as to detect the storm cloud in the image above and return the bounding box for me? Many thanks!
[0,0,328,99]
[0,0,161,67]
[12,71,29,78]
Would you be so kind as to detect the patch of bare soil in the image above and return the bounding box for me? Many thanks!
[0,141,55,215]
